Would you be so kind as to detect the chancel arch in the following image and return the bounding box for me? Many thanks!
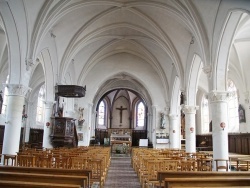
[94,88,148,146]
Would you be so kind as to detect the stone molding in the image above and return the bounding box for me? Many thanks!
[208,91,232,102]
[202,65,212,76]
[25,58,34,71]
[5,84,31,97]
[182,105,199,114]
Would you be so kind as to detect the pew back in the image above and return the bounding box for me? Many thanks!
[0,180,81,188]
[164,177,250,188]
[158,171,250,187]
[0,166,91,187]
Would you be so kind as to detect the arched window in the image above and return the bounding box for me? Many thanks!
[98,101,105,126]
[137,101,145,127]
[36,84,45,123]
[201,95,209,133]
[227,79,239,132]
[1,75,9,115]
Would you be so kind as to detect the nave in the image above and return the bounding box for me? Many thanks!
[1,146,250,187]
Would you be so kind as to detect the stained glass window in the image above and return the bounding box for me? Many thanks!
[36,84,45,122]
[1,75,9,115]
[98,101,105,125]
[227,79,239,132]
[137,102,145,127]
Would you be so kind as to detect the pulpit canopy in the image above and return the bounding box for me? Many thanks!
[55,85,86,98]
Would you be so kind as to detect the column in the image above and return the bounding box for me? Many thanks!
[183,105,199,153]
[2,84,30,156]
[22,102,30,145]
[169,114,180,149]
[151,105,157,148]
[42,101,54,148]
[209,91,230,170]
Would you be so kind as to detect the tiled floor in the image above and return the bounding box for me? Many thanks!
[104,157,141,188]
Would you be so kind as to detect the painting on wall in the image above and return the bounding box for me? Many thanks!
[239,104,246,123]
[78,133,83,141]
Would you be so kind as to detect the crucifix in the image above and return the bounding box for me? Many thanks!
[116,106,127,123]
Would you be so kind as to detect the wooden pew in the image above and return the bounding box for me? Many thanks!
[0,180,81,188]
[0,171,88,188]
[0,166,91,188]
[164,177,250,188]
[157,171,250,187]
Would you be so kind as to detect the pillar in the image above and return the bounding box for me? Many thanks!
[2,84,30,156]
[151,105,157,148]
[42,101,54,148]
[169,114,180,149]
[209,91,230,170]
[183,105,199,153]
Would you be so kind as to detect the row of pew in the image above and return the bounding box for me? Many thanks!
[131,148,250,188]
[0,146,111,188]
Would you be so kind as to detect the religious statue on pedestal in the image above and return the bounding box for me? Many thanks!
[160,112,166,129]
[78,107,85,128]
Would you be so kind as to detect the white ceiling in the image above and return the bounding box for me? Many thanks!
[0,1,250,105]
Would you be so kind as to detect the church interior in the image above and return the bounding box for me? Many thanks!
[1,0,250,187]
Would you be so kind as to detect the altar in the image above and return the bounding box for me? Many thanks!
[109,129,131,154]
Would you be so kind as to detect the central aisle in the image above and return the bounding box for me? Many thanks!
[104,157,141,188]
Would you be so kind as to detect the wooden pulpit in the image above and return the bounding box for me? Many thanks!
[50,117,78,148]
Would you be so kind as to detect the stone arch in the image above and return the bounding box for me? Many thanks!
[186,54,203,106]
[92,73,152,113]
[38,49,55,102]
[170,76,181,115]
[92,72,153,139]
[0,1,22,85]
[213,11,244,91]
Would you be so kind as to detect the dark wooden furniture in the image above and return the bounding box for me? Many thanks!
[0,125,4,153]
[29,128,43,149]
[50,117,78,148]
[132,130,147,146]
[197,133,250,155]
[95,129,108,145]
[55,85,86,98]
[196,134,213,151]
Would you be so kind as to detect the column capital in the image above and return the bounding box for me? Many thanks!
[4,84,31,97]
[208,90,233,103]
[182,105,199,114]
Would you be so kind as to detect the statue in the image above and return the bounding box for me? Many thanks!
[78,107,85,127]
[160,113,166,129]
[22,105,28,120]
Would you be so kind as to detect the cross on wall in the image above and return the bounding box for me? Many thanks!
[116,106,127,124]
